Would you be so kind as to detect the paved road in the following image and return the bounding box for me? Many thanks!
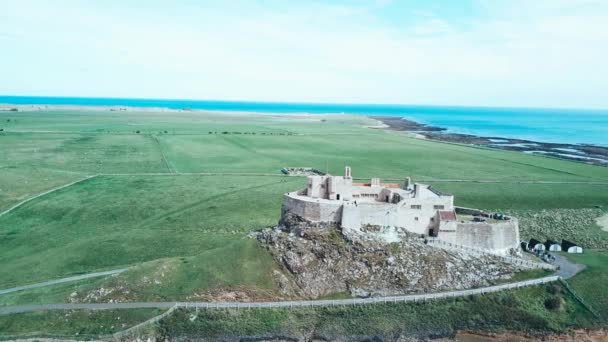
[0,276,559,315]
[0,269,128,295]
[553,254,586,279]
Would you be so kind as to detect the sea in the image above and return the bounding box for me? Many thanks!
[1,96,607,146]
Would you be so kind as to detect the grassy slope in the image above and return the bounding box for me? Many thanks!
[0,308,164,338]
[156,285,596,340]
[1,110,607,337]
[0,175,299,288]
[563,250,608,318]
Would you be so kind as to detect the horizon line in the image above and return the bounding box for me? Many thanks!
[1,94,607,112]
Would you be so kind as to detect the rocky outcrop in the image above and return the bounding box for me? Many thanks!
[256,227,522,298]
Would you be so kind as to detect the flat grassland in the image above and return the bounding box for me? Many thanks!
[0,109,607,337]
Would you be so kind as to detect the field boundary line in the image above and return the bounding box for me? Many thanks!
[375,178,608,185]
[150,134,174,174]
[51,173,608,185]
[0,276,560,315]
[0,175,98,219]
[0,268,128,295]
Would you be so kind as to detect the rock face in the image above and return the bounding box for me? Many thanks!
[256,226,521,298]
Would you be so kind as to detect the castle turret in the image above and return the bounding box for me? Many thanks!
[344,166,352,179]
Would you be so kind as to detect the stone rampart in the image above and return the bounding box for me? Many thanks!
[439,219,520,255]
[281,192,343,224]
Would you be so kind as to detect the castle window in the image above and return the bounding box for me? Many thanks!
[411,204,422,209]
[434,205,445,210]
[415,217,419,221]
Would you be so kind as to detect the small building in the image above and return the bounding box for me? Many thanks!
[545,240,562,252]
[528,238,545,251]
[562,240,583,254]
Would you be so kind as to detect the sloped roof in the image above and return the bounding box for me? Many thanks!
[562,240,580,249]
[439,210,457,221]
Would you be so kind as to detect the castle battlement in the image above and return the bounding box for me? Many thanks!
[281,167,520,255]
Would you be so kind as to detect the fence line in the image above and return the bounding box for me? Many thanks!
[173,276,560,309]
[425,238,557,271]
[0,276,560,316]
[559,278,601,318]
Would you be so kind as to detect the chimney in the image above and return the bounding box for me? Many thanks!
[371,178,380,187]
[344,166,352,179]
[403,177,411,189]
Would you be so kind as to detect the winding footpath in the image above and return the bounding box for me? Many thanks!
[0,175,98,219]
[0,269,128,295]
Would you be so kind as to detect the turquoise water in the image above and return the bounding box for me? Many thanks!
[1,96,607,146]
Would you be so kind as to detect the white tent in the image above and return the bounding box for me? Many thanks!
[567,246,583,254]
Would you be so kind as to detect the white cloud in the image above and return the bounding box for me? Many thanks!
[0,0,607,108]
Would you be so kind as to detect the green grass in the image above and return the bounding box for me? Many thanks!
[434,183,608,210]
[157,130,608,181]
[563,250,608,319]
[156,284,596,340]
[0,308,164,339]
[2,110,607,214]
[0,175,299,289]
[1,109,608,337]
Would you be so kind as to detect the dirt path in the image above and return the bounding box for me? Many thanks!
[0,268,128,295]
[150,134,174,173]
[0,175,98,219]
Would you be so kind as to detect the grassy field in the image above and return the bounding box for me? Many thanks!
[2,110,607,213]
[0,109,607,337]
[0,175,298,289]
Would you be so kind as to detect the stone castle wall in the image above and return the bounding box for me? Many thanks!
[281,192,520,254]
[282,192,343,223]
[341,203,433,235]
[438,219,520,255]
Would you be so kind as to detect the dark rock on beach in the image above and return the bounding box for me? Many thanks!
[372,116,608,167]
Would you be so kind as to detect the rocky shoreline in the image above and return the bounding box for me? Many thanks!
[372,116,608,167]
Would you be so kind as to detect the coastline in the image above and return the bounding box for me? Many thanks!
[372,116,608,167]
[1,103,606,167]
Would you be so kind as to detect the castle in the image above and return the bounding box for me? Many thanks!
[281,167,520,255]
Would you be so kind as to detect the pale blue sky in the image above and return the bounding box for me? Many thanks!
[1,0,607,108]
